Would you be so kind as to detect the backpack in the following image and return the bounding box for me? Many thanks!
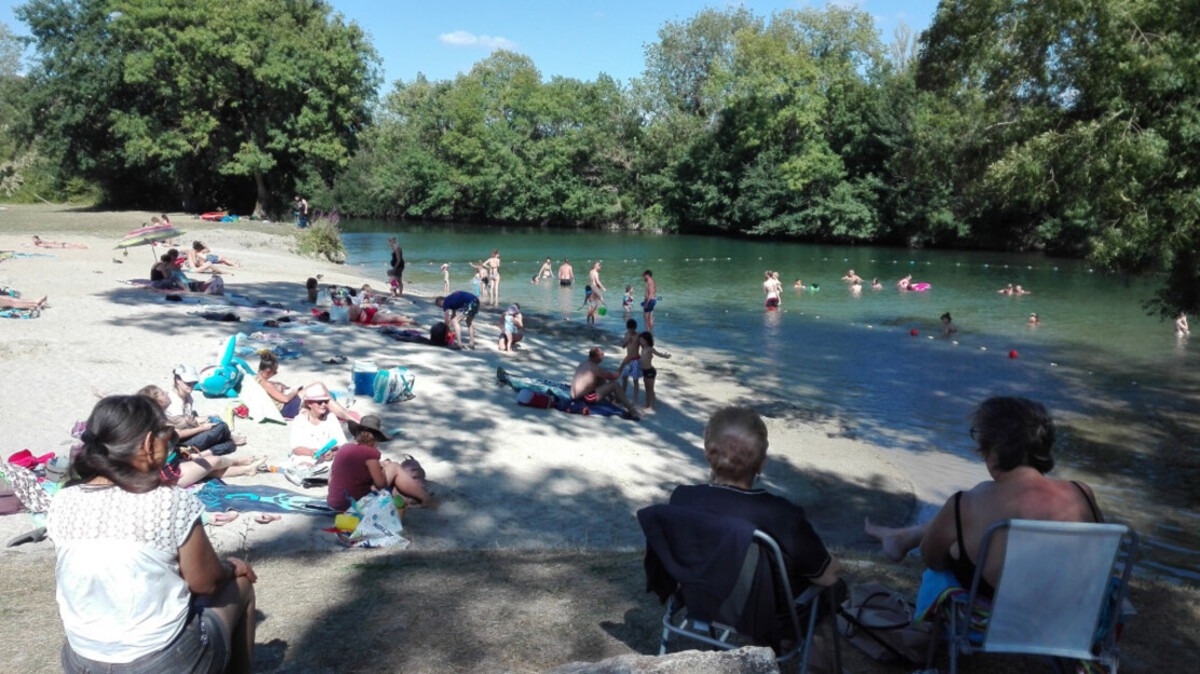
[373,367,415,403]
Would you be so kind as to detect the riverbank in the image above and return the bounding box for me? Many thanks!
[1,204,1196,672]
[1,203,926,670]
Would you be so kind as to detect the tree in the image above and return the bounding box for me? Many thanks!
[16,0,380,214]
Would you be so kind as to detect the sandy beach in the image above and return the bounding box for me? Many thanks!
[0,203,920,673]
[3,204,1198,673]
[0,203,914,556]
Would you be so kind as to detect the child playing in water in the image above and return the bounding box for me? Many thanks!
[440,263,450,294]
[618,319,641,402]
[582,285,600,325]
[622,285,634,319]
[637,331,671,412]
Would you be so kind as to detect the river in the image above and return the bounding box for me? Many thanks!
[337,220,1200,582]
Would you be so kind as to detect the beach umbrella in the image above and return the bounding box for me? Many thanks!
[116,223,185,260]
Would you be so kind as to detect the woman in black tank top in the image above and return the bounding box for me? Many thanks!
[865,397,1104,597]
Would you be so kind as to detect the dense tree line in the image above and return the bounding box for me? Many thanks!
[0,1,1196,312]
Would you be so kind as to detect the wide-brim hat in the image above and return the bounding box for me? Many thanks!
[348,415,391,441]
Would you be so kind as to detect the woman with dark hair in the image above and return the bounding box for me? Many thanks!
[48,395,257,673]
[865,396,1103,597]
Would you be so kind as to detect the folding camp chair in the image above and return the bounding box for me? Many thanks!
[638,504,842,673]
[927,519,1137,674]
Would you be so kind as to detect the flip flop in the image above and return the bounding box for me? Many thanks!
[208,512,240,526]
[6,526,47,548]
[254,513,282,525]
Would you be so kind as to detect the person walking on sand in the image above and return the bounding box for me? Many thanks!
[588,261,607,304]
[533,257,552,283]
[642,269,658,332]
[558,259,575,286]
[570,347,641,420]
[388,237,405,297]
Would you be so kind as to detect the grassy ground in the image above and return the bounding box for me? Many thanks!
[1,548,1195,673]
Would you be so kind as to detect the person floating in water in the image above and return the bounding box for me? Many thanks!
[940,311,957,336]
[898,274,913,291]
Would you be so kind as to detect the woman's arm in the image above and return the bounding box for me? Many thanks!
[365,458,389,490]
[919,494,960,570]
[178,522,257,595]
[258,376,294,405]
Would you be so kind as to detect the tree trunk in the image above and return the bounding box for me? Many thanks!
[253,172,269,218]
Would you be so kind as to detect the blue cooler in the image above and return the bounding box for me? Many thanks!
[352,360,378,396]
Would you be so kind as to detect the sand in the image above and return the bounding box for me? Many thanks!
[0,203,914,556]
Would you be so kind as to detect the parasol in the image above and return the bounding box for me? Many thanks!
[116,223,185,260]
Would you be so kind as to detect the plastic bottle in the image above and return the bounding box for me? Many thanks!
[43,456,70,495]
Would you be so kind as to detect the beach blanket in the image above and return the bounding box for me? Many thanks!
[194,480,336,515]
[0,308,39,319]
[0,251,54,262]
[496,367,632,418]
[379,326,434,345]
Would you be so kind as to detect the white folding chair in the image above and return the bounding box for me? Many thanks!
[934,519,1137,674]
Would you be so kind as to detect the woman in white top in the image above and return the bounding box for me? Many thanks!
[48,395,257,673]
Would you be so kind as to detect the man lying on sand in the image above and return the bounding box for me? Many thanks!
[570,347,641,420]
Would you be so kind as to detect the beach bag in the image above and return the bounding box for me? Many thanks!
[373,367,415,404]
[837,583,931,664]
[347,490,409,549]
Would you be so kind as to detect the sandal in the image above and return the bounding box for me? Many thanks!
[254,513,282,525]
[208,512,240,526]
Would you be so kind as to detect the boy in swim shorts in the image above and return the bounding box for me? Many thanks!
[617,319,641,402]
[637,331,671,412]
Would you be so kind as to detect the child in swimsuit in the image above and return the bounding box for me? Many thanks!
[622,285,634,318]
[617,319,641,402]
[637,331,671,412]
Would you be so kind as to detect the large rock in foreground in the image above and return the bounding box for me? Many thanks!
[546,646,779,674]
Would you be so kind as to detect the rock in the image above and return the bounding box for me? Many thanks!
[545,646,779,674]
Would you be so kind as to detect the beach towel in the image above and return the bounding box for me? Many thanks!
[0,308,39,319]
[193,480,336,515]
[236,376,287,424]
[379,326,433,345]
[496,367,633,418]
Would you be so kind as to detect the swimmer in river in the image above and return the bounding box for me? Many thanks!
[940,311,957,336]
[898,274,913,291]
[871,277,883,290]
[793,278,805,290]
[763,271,781,310]
[998,283,1015,295]
[841,269,863,284]
[1028,312,1040,326]
[1176,311,1190,338]
[1013,284,1031,295]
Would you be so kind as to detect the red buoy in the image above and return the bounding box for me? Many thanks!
[910,329,919,336]
[1009,350,1019,359]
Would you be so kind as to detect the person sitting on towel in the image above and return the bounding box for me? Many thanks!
[326,415,433,512]
[288,383,346,466]
[165,364,244,456]
[255,352,357,422]
[569,347,641,420]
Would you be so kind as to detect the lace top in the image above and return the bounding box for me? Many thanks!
[48,484,206,662]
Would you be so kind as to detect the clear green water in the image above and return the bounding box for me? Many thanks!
[340,220,1200,581]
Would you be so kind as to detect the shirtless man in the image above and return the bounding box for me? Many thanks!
[483,249,501,304]
[897,274,913,291]
[588,261,607,304]
[557,259,575,286]
[841,269,863,284]
[763,271,781,310]
[642,269,657,332]
[1177,311,1190,338]
[570,347,640,420]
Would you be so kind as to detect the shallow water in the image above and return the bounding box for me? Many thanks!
[338,220,1200,582]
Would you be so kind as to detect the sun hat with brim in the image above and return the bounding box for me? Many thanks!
[300,383,332,402]
[348,415,391,441]
[173,364,200,383]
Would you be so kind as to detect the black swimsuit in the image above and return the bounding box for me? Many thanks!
[949,481,1101,597]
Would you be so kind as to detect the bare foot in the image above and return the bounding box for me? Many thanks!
[864,516,909,563]
[224,457,265,477]
[232,433,247,446]
[255,513,282,524]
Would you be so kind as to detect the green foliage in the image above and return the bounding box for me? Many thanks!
[15,0,379,215]
[294,212,346,264]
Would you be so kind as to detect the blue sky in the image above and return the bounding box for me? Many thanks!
[1,0,940,87]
